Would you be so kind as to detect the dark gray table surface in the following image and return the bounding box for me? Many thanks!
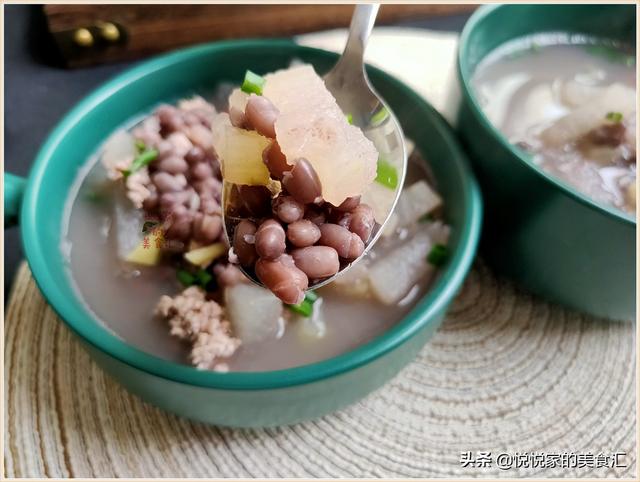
[3,4,470,296]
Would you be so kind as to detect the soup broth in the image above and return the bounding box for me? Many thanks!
[473,35,637,213]
[65,152,443,371]
[63,75,450,372]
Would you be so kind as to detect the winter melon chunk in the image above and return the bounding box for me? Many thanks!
[262,64,378,206]
[211,113,272,186]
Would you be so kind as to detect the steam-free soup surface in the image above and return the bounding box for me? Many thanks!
[65,150,443,371]
[473,36,636,213]
[64,70,449,373]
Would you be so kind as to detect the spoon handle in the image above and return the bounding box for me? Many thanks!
[336,4,380,71]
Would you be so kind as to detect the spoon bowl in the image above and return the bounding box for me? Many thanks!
[223,4,407,293]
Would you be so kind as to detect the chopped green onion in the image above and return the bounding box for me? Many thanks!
[177,267,215,289]
[371,106,389,126]
[177,269,196,287]
[346,113,353,125]
[427,244,449,267]
[606,111,623,123]
[196,268,213,287]
[122,149,158,178]
[241,70,266,95]
[286,291,319,317]
[135,139,146,153]
[286,299,313,317]
[305,290,319,304]
[375,157,399,190]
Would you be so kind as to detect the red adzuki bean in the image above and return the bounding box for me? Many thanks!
[255,219,286,260]
[287,220,321,248]
[282,158,322,204]
[319,223,364,260]
[233,220,258,266]
[291,246,340,280]
[255,254,308,305]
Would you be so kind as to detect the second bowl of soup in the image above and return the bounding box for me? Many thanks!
[457,4,636,320]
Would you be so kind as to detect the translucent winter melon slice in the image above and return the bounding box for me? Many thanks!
[262,64,378,206]
[228,88,249,113]
[211,113,272,186]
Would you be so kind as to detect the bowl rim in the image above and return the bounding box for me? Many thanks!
[22,39,482,391]
[457,4,636,226]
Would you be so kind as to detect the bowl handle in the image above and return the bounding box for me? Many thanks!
[4,173,27,228]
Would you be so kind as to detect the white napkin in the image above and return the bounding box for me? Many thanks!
[296,27,461,125]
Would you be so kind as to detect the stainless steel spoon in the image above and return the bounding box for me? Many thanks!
[223,3,407,291]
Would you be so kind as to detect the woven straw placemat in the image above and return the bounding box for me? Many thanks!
[4,261,636,478]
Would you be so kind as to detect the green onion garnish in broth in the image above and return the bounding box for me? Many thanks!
[286,299,313,317]
[606,111,623,123]
[195,268,214,287]
[177,269,196,287]
[427,244,449,267]
[122,149,158,178]
[135,139,146,153]
[304,290,319,304]
[285,291,318,317]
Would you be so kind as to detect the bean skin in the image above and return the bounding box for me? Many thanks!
[256,254,308,305]
[245,95,279,138]
[319,223,364,260]
[287,220,321,248]
[158,192,183,217]
[182,111,201,127]
[282,158,322,204]
[233,220,258,266]
[187,124,213,151]
[349,203,375,243]
[153,172,187,192]
[142,187,158,211]
[159,189,191,208]
[194,177,222,199]
[185,146,206,164]
[157,155,188,174]
[191,161,214,180]
[335,195,361,212]
[274,195,304,223]
[327,208,351,228]
[263,142,291,180]
[164,205,192,240]
[157,105,185,134]
[336,212,352,229]
[255,219,286,260]
[166,132,193,158]
[200,196,221,215]
[157,140,176,160]
[292,246,340,280]
[193,213,222,243]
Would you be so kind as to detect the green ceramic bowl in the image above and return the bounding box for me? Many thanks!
[4,40,482,427]
[457,4,636,320]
